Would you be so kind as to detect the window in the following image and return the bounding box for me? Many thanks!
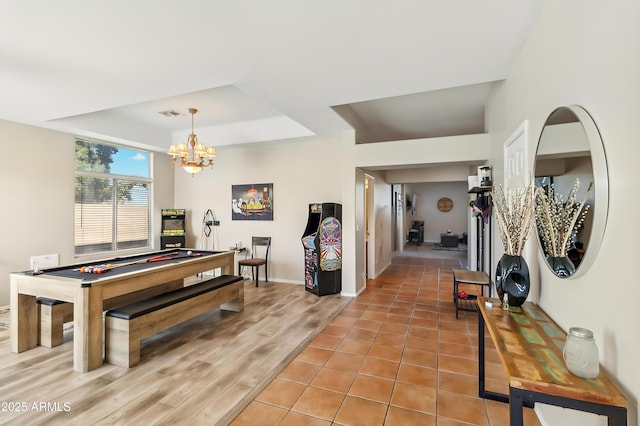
[75,139,152,256]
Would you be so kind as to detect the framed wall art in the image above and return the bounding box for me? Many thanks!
[231,183,273,221]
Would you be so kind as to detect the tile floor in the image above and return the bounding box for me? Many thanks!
[231,256,541,425]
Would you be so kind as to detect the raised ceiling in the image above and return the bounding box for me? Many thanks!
[0,1,543,151]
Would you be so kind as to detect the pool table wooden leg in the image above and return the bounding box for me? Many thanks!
[73,286,104,373]
[10,277,38,353]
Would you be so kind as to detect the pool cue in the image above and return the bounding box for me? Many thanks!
[73,252,179,271]
[75,252,202,272]
[106,253,179,269]
[108,252,202,268]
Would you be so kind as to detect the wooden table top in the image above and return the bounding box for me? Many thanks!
[477,296,627,408]
[452,269,490,285]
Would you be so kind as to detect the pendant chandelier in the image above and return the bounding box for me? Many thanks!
[167,108,216,176]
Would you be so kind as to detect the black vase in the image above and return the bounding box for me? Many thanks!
[546,256,576,278]
[495,254,530,307]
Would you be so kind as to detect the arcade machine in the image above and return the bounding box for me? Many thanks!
[161,209,186,249]
[301,203,342,296]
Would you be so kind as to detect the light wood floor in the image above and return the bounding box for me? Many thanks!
[0,279,351,425]
[1,256,541,425]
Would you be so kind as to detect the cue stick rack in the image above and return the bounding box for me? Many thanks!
[200,209,216,252]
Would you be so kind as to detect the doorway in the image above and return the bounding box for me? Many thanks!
[392,184,402,253]
[392,181,470,266]
[365,174,374,278]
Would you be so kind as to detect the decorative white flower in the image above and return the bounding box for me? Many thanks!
[534,179,591,258]
[492,182,535,256]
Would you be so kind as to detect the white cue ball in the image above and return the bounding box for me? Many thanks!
[187,250,192,255]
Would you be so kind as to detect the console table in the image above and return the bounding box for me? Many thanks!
[477,297,627,426]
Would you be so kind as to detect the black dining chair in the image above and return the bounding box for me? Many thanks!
[238,236,271,287]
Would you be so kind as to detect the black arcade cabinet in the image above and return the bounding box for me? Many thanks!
[301,203,342,296]
[161,209,186,249]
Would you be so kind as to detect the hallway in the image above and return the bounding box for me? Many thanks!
[231,256,540,425]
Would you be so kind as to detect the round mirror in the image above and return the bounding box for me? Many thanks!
[534,105,608,278]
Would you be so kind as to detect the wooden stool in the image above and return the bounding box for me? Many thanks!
[37,298,73,347]
[452,269,491,319]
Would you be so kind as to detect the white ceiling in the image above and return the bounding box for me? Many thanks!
[0,1,543,152]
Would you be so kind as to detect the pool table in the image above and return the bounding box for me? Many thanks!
[10,249,235,372]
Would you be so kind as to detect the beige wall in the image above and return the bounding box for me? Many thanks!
[171,136,345,285]
[486,1,639,424]
[363,170,393,280]
[168,130,490,297]
[0,121,74,306]
[408,181,469,242]
[385,163,475,184]
[0,123,489,303]
[4,3,636,421]
[0,120,175,306]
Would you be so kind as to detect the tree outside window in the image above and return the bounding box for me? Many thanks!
[74,140,151,256]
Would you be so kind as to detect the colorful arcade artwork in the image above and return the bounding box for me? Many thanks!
[301,203,342,296]
[319,217,342,271]
[302,236,319,290]
[231,183,273,221]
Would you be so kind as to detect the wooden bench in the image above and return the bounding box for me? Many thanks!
[105,274,244,368]
[35,279,187,348]
[37,298,74,347]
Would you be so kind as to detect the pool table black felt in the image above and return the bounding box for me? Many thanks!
[31,249,224,284]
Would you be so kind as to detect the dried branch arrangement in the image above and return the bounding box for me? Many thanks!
[534,178,592,257]
[492,182,535,256]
